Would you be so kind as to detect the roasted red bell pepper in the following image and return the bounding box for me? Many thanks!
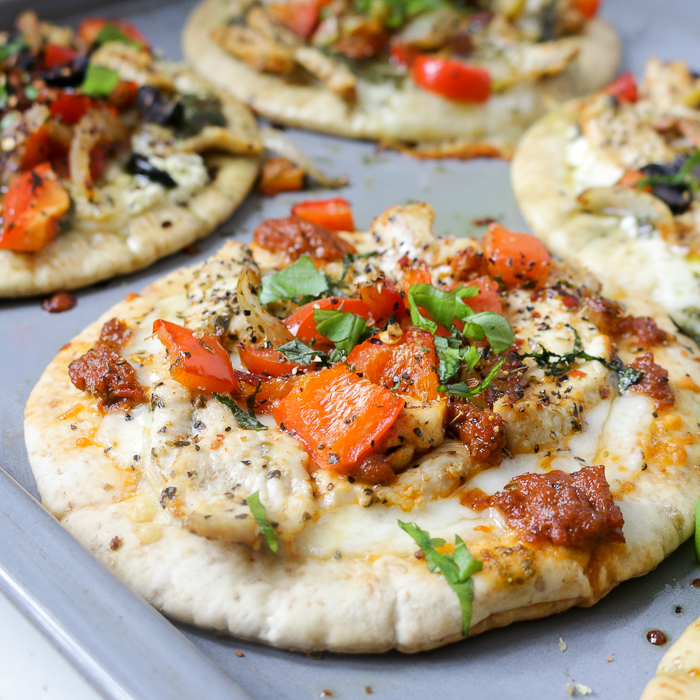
[271,364,404,471]
[21,125,53,171]
[604,72,638,103]
[50,92,96,124]
[0,163,70,252]
[239,344,304,377]
[347,327,439,402]
[358,278,406,325]
[573,0,600,19]
[44,43,78,70]
[482,223,551,290]
[389,44,419,68]
[284,297,375,344]
[291,198,355,232]
[267,0,327,39]
[153,320,240,394]
[411,56,491,103]
[463,276,502,315]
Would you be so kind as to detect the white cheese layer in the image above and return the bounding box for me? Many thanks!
[566,133,623,194]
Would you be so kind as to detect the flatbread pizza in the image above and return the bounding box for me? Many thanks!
[0,12,261,297]
[182,0,620,158]
[512,59,700,342]
[25,200,700,653]
[640,615,700,700]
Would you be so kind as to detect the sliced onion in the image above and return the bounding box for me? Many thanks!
[260,126,348,189]
[578,186,676,239]
[237,268,293,346]
[70,108,127,201]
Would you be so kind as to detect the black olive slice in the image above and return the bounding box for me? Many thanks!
[126,153,177,189]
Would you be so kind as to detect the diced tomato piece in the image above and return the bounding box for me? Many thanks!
[78,18,150,50]
[44,43,78,70]
[21,125,53,171]
[604,72,638,103]
[239,344,304,377]
[573,0,600,19]
[389,43,419,68]
[347,327,439,402]
[268,0,325,39]
[482,223,551,290]
[464,276,502,315]
[272,364,404,471]
[358,278,406,325]
[153,319,240,394]
[0,163,70,252]
[291,198,355,232]
[89,143,111,183]
[411,56,491,103]
[284,297,374,344]
[108,80,138,110]
[50,92,95,124]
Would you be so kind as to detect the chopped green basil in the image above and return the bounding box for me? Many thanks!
[355,0,451,29]
[0,84,7,109]
[398,521,481,636]
[638,149,700,193]
[696,498,700,564]
[313,308,367,356]
[213,392,267,431]
[438,357,506,398]
[278,338,328,366]
[520,328,643,393]
[80,64,120,97]
[23,85,38,100]
[259,255,329,305]
[248,491,279,553]
[407,283,514,353]
[434,335,480,383]
[94,24,143,49]
[0,39,27,63]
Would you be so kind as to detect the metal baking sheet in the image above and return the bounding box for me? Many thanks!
[2,0,700,698]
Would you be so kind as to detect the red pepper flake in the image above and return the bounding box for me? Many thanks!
[42,291,76,313]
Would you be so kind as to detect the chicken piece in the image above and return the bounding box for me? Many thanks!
[184,241,256,342]
[143,378,316,545]
[211,24,296,74]
[90,43,174,88]
[294,46,357,102]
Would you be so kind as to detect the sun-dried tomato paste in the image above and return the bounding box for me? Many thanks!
[629,352,675,410]
[488,466,625,549]
[68,318,145,412]
[586,298,668,346]
[253,215,356,262]
[447,398,505,465]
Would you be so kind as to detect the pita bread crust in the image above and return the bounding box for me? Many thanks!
[0,84,260,298]
[182,0,620,154]
[25,239,700,654]
[640,617,700,700]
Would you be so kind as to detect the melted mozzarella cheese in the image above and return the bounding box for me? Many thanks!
[566,133,623,194]
[292,499,494,559]
[95,403,153,470]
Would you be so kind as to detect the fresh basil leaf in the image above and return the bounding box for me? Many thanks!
[213,392,267,431]
[278,338,328,366]
[462,312,515,354]
[313,308,367,355]
[434,336,480,383]
[0,38,27,63]
[94,24,144,49]
[408,284,478,330]
[0,85,7,109]
[80,63,120,97]
[248,491,279,553]
[398,521,481,636]
[23,85,38,100]
[521,328,644,393]
[259,255,329,305]
[438,357,506,398]
[617,365,643,392]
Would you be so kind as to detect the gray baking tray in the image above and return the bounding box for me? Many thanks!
[1,0,700,697]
